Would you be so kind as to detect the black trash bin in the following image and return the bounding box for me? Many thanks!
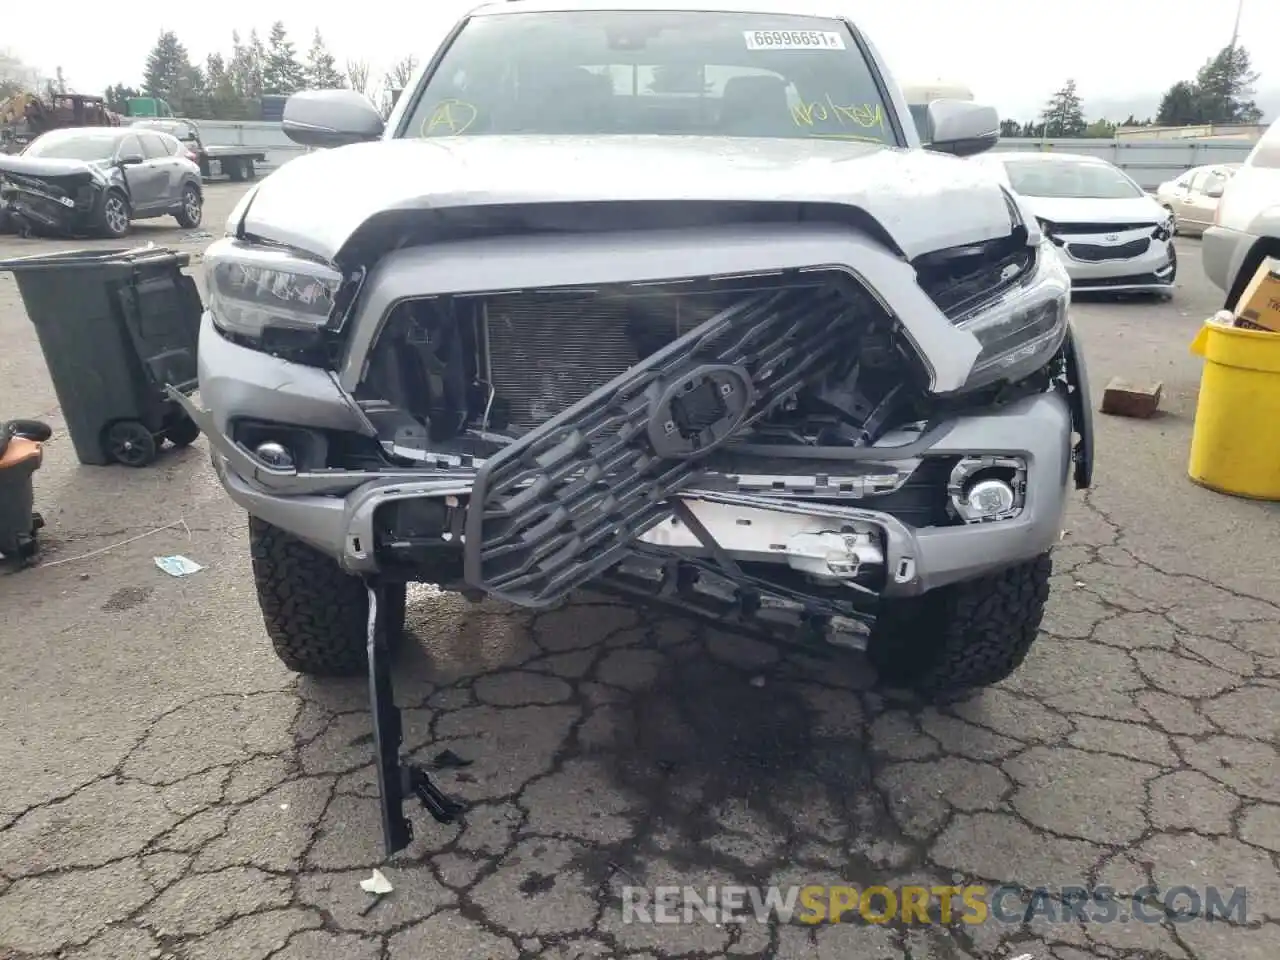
[0,246,203,467]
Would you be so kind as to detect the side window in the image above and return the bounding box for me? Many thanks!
[1187,171,1208,194]
[1201,170,1226,194]
[118,134,143,159]
[139,132,169,159]
[1174,172,1193,188]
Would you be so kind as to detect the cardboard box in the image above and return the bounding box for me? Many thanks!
[1233,256,1280,333]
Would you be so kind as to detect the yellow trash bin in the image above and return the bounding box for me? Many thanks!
[1188,316,1280,500]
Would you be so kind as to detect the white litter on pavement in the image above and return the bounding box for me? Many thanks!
[360,869,394,895]
[155,555,204,577]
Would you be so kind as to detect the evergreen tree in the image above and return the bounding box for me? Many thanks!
[263,21,306,95]
[228,29,264,102]
[1156,81,1200,126]
[204,53,247,119]
[1155,44,1263,127]
[999,118,1022,138]
[304,29,345,89]
[142,30,204,115]
[1040,79,1086,137]
[1193,44,1262,124]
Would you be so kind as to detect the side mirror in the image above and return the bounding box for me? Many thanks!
[1205,184,1225,199]
[118,154,144,166]
[924,100,1000,158]
[282,89,385,148]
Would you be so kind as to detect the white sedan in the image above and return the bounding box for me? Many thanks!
[976,152,1176,297]
[1153,163,1239,238]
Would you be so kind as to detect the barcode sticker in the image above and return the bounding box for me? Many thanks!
[744,30,846,50]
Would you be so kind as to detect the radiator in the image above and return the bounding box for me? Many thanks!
[482,289,708,431]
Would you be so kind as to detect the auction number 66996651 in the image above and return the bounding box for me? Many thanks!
[743,30,847,50]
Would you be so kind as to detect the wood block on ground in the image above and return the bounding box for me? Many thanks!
[1100,377,1163,418]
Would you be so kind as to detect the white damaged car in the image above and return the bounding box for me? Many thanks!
[977,151,1177,297]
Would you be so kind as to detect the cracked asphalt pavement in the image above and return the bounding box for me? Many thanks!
[1,184,1278,960]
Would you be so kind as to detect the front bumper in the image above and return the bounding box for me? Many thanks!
[1201,225,1253,296]
[175,357,1078,602]
[0,181,100,235]
[1056,233,1176,293]
[185,218,1090,608]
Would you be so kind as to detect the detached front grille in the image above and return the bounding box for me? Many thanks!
[464,274,881,607]
[1066,237,1150,262]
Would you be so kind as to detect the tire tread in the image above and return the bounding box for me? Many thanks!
[249,516,402,676]
[868,553,1053,696]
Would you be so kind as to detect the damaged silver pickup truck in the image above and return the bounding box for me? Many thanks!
[174,0,1093,854]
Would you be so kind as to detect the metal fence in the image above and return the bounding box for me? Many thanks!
[991,137,1255,189]
[195,121,1257,190]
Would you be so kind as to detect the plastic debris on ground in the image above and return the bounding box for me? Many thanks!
[155,555,203,577]
[360,868,394,895]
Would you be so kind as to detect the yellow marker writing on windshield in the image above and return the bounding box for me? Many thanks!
[791,97,884,133]
[422,99,478,136]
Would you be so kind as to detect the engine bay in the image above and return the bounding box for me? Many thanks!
[354,269,959,467]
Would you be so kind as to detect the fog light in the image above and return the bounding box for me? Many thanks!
[254,441,294,468]
[965,478,1016,517]
[947,455,1026,523]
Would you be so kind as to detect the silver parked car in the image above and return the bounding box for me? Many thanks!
[0,126,203,238]
[173,0,1094,855]
[1202,119,1280,307]
[978,152,1176,296]
[1154,163,1239,237]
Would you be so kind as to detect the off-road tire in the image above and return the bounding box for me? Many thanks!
[249,516,405,676]
[867,552,1053,698]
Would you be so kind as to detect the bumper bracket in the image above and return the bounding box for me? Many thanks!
[366,580,463,857]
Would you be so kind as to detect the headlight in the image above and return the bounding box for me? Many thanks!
[1035,217,1064,246]
[205,237,344,343]
[955,238,1070,391]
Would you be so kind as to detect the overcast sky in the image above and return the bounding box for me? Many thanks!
[6,0,1276,120]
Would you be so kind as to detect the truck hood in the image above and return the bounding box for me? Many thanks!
[239,136,1021,263]
[1020,194,1168,226]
